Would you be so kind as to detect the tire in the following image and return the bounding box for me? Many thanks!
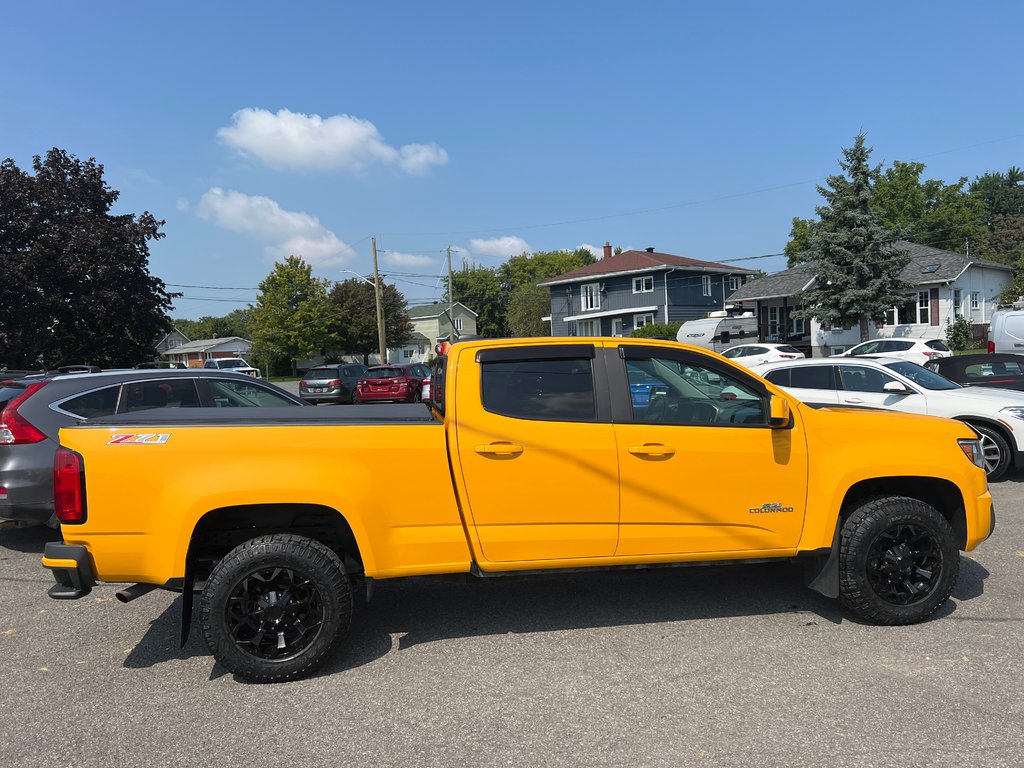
[200,534,352,683]
[839,496,959,625]
[966,423,1011,481]
[411,390,422,403]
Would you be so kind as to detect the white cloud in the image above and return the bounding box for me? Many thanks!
[195,187,356,267]
[577,243,604,258]
[382,250,438,267]
[176,198,191,212]
[466,236,532,259]
[217,108,449,175]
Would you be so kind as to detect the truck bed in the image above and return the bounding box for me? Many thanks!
[75,403,439,427]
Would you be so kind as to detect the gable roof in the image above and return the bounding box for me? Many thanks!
[729,241,1012,302]
[164,336,251,355]
[539,249,755,287]
[407,301,478,319]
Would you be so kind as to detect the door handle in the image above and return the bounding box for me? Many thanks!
[844,398,865,404]
[474,442,524,456]
[628,443,676,458]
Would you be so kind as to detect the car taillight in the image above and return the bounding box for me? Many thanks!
[988,341,995,353]
[299,381,308,390]
[923,351,939,358]
[54,448,86,523]
[0,381,49,445]
[328,379,341,387]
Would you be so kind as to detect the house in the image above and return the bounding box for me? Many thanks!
[390,302,479,363]
[727,241,1013,356]
[153,327,190,358]
[539,243,756,337]
[164,336,254,368]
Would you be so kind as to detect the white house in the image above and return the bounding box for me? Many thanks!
[727,241,1013,356]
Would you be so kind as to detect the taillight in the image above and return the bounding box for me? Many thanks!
[54,448,86,524]
[988,341,995,353]
[0,381,49,445]
[328,379,341,387]
[923,351,939,358]
[299,381,308,390]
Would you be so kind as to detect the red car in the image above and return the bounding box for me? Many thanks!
[354,363,430,404]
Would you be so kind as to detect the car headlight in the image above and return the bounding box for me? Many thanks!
[958,438,986,469]
[999,406,1024,421]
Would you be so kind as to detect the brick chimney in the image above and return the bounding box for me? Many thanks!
[603,241,612,260]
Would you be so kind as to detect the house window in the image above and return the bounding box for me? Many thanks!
[790,305,805,335]
[632,275,654,294]
[403,349,413,359]
[577,319,600,336]
[454,317,464,332]
[582,283,601,311]
[953,289,963,318]
[611,318,624,336]
[728,276,742,291]
[916,291,930,324]
[417,346,425,355]
[971,291,980,311]
[701,275,712,297]
[634,313,655,328]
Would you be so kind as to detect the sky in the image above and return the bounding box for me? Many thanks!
[3,1,1022,320]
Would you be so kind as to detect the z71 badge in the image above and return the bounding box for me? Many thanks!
[107,433,171,445]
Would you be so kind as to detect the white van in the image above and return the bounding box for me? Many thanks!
[675,312,758,352]
[988,309,1024,353]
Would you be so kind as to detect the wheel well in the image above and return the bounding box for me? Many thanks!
[956,417,1014,462]
[840,477,968,548]
[187,504,363,579]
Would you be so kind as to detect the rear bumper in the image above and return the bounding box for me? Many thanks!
[357,390,415,402]
[41,543,96,599]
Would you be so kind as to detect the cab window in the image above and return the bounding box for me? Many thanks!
[624,354,765,426]
[481,357,596,421]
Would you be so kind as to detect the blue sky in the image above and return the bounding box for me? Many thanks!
[4,1,1022,319]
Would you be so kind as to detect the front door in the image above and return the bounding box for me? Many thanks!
[454,344,619,563]
[611,345,808,557]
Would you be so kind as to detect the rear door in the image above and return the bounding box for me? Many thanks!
[762,365,840,406]
[453,344,619,563]
[610,344,807,556]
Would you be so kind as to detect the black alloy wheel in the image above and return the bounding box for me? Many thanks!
[225,566,324,661]
[838,496,958,625]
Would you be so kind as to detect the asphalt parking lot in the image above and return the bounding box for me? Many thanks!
[2,477,1022,768]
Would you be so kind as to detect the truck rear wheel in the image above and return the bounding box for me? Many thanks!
[839,496,959,625]
[200,534,352,683]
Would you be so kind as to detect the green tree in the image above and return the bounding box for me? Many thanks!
[498,248,596,290]
[785,217,817,267]
[0,149,174,368]
[450,265,506,337]
[970,167,1024,224]
[327,279,413,364]
[505,284,552,337]
[250,256,332,374]
[172,308,254,342]
[793,134,912,342]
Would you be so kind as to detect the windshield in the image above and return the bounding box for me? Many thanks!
[218,360,247,368]
[883,360,961,390]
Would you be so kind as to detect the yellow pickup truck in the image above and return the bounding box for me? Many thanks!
[43,338,994,682]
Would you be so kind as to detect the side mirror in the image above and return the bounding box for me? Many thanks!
[769,395,791,428]
[882,381,911,395]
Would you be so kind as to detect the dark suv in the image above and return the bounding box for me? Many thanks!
[298,363,368,404]
[0,369,305,525]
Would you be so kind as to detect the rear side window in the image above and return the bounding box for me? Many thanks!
[481,357,596,421]
[776,345,801,354]
[119,379,201,412]
[763,369,790,387]
[883,340,914,351]
[925,340,950,351]
[790,366,835,389]
[58,386,120,418]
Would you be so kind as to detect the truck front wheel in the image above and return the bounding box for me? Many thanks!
[839,497,959,625]
[200,534,352,682]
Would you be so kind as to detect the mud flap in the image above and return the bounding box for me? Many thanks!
[804,526,840,599]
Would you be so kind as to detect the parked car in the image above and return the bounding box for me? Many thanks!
[354,363,430,404]
[299,363,367,404]
[987,308,1024,353]
[0,369,304,526]
[758,356,1024,480]
[832,338,952,365]
[721,343,805,368]
[202,358,261,378]
[924,353,1024,392]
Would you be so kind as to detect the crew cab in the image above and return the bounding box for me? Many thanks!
[42,338,994,682]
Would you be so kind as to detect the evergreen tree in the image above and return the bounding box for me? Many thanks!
[794,134,912,342]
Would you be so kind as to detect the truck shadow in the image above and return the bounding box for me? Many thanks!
[0,523,61,554]
[123,557,989,679]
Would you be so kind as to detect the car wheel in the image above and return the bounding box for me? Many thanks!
[966,423,1011,481]
[348,390,357,404]
[838,496,958,625]
[200,534,352,683]
[411,390,422,403]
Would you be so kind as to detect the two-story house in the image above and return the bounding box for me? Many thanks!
[540,243,756,336]
[390,301,479,363]
[727,240,1012,356]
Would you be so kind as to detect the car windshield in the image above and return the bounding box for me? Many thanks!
[218,360,247,368]
[364,367,403,379]
[883,360,961,390]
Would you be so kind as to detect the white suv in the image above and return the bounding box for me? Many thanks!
[203,358,261,378]
[832,338,952,365]
[758,356,1024,480]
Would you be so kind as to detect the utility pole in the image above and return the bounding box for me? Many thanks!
[371,236,387,364]
[446,245,454,341]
